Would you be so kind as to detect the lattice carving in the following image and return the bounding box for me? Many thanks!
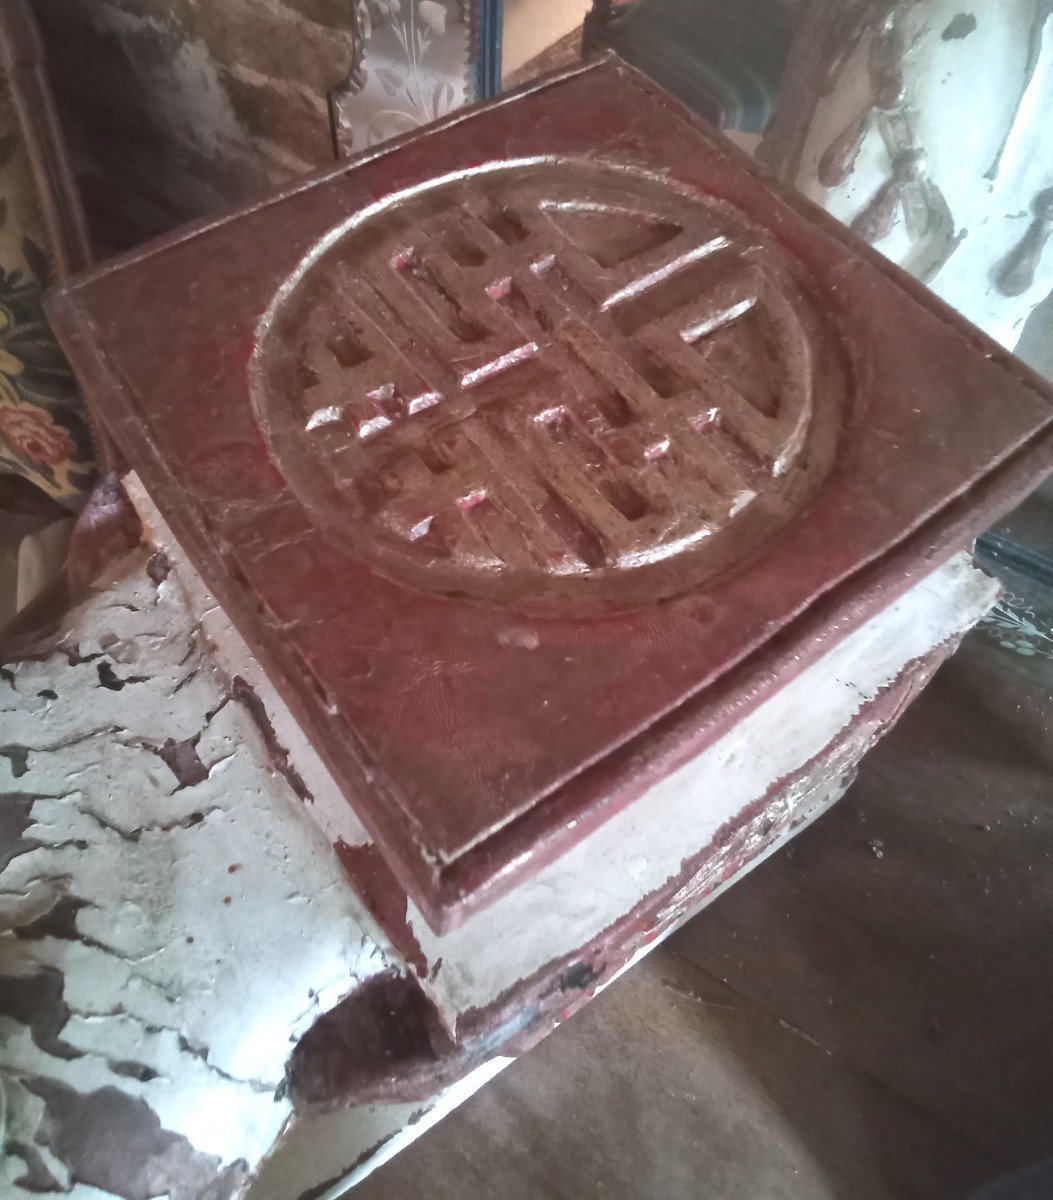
[253,160,845,613]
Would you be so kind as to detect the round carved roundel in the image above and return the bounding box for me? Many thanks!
[252,159,845,615]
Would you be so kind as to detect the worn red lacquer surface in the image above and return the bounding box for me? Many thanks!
[47,57,1053,930]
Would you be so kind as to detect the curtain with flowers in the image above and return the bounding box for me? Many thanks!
[0,77,93,507]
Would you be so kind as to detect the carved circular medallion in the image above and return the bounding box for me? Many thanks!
[252,159,845,614]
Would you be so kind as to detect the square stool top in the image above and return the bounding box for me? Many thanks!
[48,56,1053,930]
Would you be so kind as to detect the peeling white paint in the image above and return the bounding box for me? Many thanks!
[127,473,997,1028]
[125,474,377,857]
[0,548,394,1192]
[0,485,997,1198]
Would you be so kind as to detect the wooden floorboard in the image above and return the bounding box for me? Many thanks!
[670,635,1053,1165]
[355,631,1053,1199]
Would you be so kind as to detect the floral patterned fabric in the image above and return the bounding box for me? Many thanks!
[0,77,93,507]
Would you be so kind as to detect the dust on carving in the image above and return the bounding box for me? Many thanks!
[25,1078,248,1200]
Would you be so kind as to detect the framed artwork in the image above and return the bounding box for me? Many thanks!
[330,0,504,156]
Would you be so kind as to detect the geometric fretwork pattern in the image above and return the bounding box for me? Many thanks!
[254,160,845,613]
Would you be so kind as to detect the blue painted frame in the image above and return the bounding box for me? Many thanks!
[475,0,504,99]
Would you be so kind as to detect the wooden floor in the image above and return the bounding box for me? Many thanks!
[356,622,1053,1200]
